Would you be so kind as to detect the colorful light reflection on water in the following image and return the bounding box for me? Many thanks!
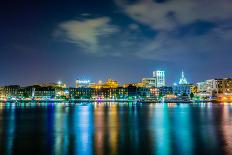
[0,102,232,155]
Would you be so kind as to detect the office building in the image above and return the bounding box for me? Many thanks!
[197,78,232,97]
[153,70,165,87]
[76,79,93,88]
[142,78,157,88]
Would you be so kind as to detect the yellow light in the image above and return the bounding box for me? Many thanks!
[222,97,227,101]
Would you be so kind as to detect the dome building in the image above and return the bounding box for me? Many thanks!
[173,70,191,96]
[179,70,188,85]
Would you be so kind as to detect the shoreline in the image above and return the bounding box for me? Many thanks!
[0,99,230,103]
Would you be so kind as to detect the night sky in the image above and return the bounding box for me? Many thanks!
[1,0,232,86]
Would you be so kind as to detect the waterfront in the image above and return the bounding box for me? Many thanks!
[0,102,232,155]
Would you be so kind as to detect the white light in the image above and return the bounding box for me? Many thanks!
[57,81,62,85]
[78,80,90,84]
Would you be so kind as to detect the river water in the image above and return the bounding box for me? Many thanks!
[0,102,232,155]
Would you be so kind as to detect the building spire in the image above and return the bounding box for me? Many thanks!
[181,70,184,78]
[179,70,188,85]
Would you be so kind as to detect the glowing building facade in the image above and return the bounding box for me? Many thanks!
[179,70,188,84]
[76,79,93,88]
[197,78,232,98]
[173,71,191,96]
[103,79,119,88]
[153,70,165,87]
[142,78,157,88]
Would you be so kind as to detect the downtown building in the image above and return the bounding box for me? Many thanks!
[153,70,165,87]
[70,78,150,100]
[0,78,150,100]
[173,71,191,96]
[140,70,168,99]
[69,85,149,100]
[197,78,232,98]
[0,85,20,99]
[75,79,95,88]
[0,83,67,99]
[133,70,165,90]
[141,78,157,88]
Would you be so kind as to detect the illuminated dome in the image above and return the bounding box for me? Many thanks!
[179,70,188,85]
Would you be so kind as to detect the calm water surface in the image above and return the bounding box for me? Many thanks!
[0,102,232,155]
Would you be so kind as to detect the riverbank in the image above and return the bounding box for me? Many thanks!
[0,99,139,103]
[0,99,229,103]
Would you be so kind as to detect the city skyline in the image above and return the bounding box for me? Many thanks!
[0,67,230,87]
[0,69,230,89]
[1,0,232,86]
[0,69,191,87]
[1,1,232,155]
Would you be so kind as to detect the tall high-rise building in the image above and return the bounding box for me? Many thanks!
[153,70,165,87]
